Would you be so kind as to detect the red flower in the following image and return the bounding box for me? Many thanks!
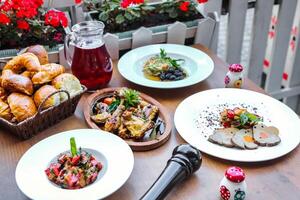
[198,0,208,3]
[12,0,40,19]
[53,32,63,42]
[121,0,131,8]
[17,20,30,30]
[0,1,13,11]
[0,12,11,24]
[74,0,82,4]
[120,0,144,8]
[179,1,190,12]
[133,0,144,4]
[44,10,68,28]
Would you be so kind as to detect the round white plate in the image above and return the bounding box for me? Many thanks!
[118,44,214,89]
[15,129,134,200]
[174,88,300,162]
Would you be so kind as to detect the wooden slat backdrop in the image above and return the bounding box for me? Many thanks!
[248,0,274,86]
[283,27,300,111]
[204,0,222,53]
[265,0,297,93]
[167,22,187,45]
[226,0,248,64]
[194,17,216,48]
[132,27,153,49]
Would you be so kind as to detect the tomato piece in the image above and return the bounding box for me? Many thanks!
[71,155,80,166]
[96,162,103,170]
[227,109,235,119]
[223,121,231,128]
[45,168,51,176]
[103,98,113,105]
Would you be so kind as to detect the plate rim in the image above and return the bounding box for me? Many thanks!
[15,129,134,199]
[84,87,172,151]
[118,44,214,89]
[174,88,300,162]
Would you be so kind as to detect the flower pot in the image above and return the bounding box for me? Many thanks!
[85,2,216,60]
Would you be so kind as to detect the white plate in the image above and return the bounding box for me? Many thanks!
[15,129,134,200]
[118,44,214,89]
[174,88,300,162]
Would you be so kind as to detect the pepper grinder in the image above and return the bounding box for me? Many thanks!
[140,144,202,200]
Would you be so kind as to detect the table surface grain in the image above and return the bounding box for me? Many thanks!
[0,45,299,200]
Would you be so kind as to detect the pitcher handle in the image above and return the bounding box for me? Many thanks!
[64,32,74,67]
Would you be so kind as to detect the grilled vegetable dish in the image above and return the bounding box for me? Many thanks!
[220,107,261,129]
[45,137,103,189]
[143,49,186,81]
[90,88,162,140]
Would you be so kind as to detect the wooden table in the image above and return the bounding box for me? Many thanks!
[1,45,300,200]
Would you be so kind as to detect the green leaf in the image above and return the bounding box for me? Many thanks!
[142,5,155,11]
[239,114,248,126]
[116,14,125,24]
[123,89,140,108]
[70,137,77,157]
[169,10,178,18]
[246,113,261,123]
[99,12,109,21]
[108,99,120,113]
[129,10,141,18]
[124,12,133,20]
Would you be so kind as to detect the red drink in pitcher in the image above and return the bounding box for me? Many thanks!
[65,21,112,90]
[71,44,112,90]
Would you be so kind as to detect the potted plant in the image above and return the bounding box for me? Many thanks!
[84,0,212,59]
[0,0,69,62]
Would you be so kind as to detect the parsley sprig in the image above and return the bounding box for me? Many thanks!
[159,48,184,68]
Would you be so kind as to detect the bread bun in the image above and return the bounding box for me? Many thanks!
[32,63,65,85]
[52,73,82,101]
[21,71,36,79]
[0,87,7,101]
[0,99,13,121]
[7,93,37,122]
[25,45,49,65]
[34,85,60,109]
[1,70,34,95]
[4,53,41,73]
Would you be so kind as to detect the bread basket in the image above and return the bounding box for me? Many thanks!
[0,86,86,139]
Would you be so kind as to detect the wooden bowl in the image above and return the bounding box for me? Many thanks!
[84,88,172,151]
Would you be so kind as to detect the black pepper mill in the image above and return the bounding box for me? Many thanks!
[140,144,202,200]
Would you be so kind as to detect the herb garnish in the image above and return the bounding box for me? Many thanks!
[123,89,140,108]
[70,137,77,157]
[158,48,184,68]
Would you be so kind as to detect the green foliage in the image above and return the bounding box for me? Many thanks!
[85,0,200,33]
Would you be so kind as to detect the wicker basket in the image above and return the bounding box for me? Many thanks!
[0,86,87,139]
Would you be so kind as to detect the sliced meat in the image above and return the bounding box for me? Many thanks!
[253,124,281,146]
[231,129,258,150]
[208,128,238,147]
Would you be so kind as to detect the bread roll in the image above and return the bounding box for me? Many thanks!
[34,85,60,109]
[25,45,49,65]
[0,87,7,101]
[7,93,37,122]
[1,70,34,95]
[21,71,36,79]
[4,53,41,73]
[52,73,82,101]
[32,63,65,85]
[0,99,13,121]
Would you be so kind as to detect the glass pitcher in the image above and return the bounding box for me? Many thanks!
[64,21,112,90]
